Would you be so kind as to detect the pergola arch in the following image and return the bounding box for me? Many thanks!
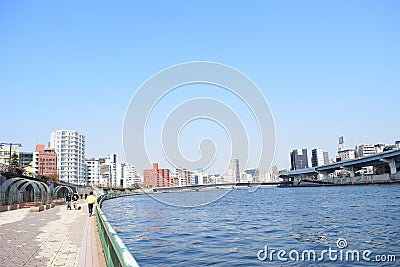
[0,177,51,206]
[8,179,30,205]
[17,180,42,205]
[39,181,52,204]
[0,177,25,206]
[53,185,74,199]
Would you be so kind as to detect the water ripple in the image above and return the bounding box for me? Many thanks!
[102,185,400,266]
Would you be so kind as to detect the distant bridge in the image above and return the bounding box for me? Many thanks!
[152,181,292,192]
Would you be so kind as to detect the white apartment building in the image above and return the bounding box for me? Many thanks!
[99,154,122,188]
[355,144,376,158]
[338,149,356,161]
[50,130,86,185]
[122,163,140,188]
[86,158,100,186]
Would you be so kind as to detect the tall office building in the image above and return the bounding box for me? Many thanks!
[290,149,309,170]
[224,158,240,183]
[311,148,329,167]
[50,130,86,185]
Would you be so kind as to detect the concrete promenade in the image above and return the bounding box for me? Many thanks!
[0,200,106,267]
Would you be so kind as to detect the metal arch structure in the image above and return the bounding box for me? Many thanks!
[39,181,52,204]
[0,177,51,206]
[29,180,51,204]
[53,185,74,200]
[1,177,83,207]
[0,177,25,206]
[16,180,42,205]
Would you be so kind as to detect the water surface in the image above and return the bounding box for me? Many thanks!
[102,185,400,266]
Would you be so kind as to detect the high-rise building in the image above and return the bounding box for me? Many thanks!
[224,158,240,183]
[311,148,329,167]
[355,144,376,158]
[19,152,33,168]
[143,163,171,187]
[50,130,86,185]
[86,158,100,186]
[99,153,122,188]
[290,149,309,170]
[33,143,57,176]
[122,163,138,188]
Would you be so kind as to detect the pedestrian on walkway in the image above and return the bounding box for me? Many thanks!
[66,193,72,210]
[86,191,96,217]
[72,192,79,210]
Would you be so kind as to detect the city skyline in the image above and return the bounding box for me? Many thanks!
[1,129,399,173]
[1,1,399,170]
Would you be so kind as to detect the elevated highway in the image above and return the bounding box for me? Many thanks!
[280,149,400,183]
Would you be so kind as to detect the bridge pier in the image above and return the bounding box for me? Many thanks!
[380,159,397,174]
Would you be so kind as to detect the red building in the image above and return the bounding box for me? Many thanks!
[143,163,171,187]
[35,143,57,176]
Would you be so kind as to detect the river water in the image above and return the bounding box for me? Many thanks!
[102,184,400,266]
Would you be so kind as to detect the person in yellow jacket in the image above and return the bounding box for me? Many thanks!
[86,191,96,217]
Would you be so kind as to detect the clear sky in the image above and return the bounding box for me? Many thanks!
[1,0,399,172]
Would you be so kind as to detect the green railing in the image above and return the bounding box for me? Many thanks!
[96,195,139,267]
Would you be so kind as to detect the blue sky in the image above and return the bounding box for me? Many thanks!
[1,0,399,171]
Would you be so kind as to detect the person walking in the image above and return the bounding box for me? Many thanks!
[66,193,72,210]
[86,191,96,217]
[72,192,79,210]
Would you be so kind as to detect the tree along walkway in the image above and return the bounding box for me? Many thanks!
[0,200,106,267]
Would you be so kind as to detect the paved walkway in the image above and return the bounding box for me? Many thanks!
[0,200,106,267]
